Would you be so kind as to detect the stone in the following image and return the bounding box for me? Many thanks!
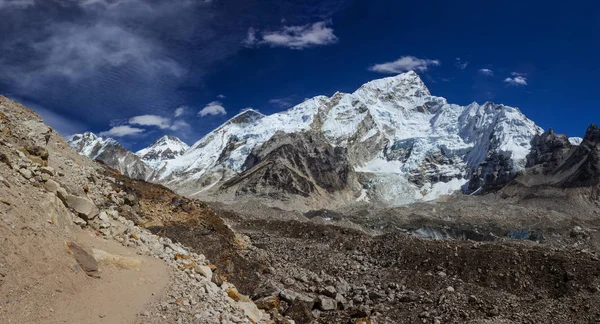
[98,211,110,222]
[195,265,212,279]
[321,286,337,298]
[18,168,32,179]
[237,301,264,323]
[446,286,455,293]
[279,289,299,303]
[166,243,188,256]
[335,293,348,310]
[285,298,314,323]
[252,280,282,299]
[73,216,87,227]
[124,193,137,206]
[335,278,351,295]
[44,179,59,193]
[92,249,142,270]
[67,241,99,278]
[39,166,55,176]
[41,173,51,182]
[254,296,280,310]
[316,295,337,311]
[65,195,99,220]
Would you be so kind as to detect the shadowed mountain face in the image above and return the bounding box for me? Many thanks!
[515,124,600,188]
[220,131,350,199]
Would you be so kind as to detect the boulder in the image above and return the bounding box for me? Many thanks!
[195,265,213,279]
[285,298,314,324]
[65,195,99,220]
[321,286,337,298]
[254,296,280,310]
[316,295,337,311]
[67,241,99,278]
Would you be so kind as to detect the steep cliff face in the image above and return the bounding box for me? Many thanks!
[501,124,600,190]
[220,131,350,201]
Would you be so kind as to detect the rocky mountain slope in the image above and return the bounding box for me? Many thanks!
[0,95,271,323]
[70,71,550,208]
[68,132,152,180]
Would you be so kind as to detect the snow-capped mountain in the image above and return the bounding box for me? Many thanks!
[136,135,189,163]
[144,71,542,205]
[70,71,544,207]
[68,132,152,179]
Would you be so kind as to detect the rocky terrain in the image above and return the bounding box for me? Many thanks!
[0,95,272,323]
[4,76,600,323]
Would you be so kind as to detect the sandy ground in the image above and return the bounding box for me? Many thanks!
[1,228,169,324]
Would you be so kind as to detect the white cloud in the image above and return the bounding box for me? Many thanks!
[244,21,338,50]
[169,120,190,131]
[198,101,227,117]
[455,58,468,70]
[504,76,528,86]
[243,27,257,46]
[217,94,226,99]
[99,125,145,137]
[129,114,172,129]
[174,106,186,117]
[511,72,526,76]
[369,56,440,74]
[479,68,494,76]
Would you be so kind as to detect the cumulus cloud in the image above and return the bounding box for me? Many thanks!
[479,68,494,76]
[504,75,528,86]
[244,21,338,50]
[369,56,440,74]
[129,115,172,129]
[99,125,145,137]
[174,106,186,118]
[198,101,227,117]
[455,58,468,70]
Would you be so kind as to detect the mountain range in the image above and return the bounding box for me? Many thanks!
[68,71,585,208]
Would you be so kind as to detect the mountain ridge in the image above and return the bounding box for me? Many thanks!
[70,71,546,207]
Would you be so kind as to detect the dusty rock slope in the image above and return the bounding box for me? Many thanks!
[0,96,271,324]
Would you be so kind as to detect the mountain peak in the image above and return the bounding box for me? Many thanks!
[225,109,265,126]
[136,135,190,163]
[356,70,430,98]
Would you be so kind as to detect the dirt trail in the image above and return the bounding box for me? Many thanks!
[2,229,169,324]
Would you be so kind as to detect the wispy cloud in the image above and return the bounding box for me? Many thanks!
[369,56,440,74]
[99,125,145,137]
[217,94,226,99]
[244,21,338,50]
[504,73,528,86]
[174,106,186,118]
[455,58,468,70]
[0,0,34,10]
[198,101,227,117]
[479,68,494,76]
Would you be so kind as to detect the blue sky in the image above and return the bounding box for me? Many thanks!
[0,0,598,150]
